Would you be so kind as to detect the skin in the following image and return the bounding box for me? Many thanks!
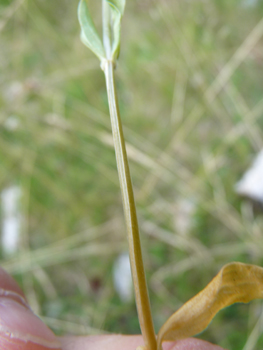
[0,267,226,350]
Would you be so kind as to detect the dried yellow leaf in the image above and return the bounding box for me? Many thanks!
[157,262,263,350]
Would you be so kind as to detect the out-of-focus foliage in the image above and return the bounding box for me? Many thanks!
[0,1,263,349]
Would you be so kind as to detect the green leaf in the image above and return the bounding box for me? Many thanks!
[107,0,125,15]
[106,0,126,60]
[78,0,106,61]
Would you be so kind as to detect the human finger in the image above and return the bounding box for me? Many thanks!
[0,267,61,350]
[59,334,227,350]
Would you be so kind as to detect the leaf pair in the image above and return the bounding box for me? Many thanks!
[157,262,263,350]
[78,0,125,62]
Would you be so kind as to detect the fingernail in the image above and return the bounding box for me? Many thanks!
[0,268,61,349]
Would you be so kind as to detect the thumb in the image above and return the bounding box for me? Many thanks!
[0,267,61,350]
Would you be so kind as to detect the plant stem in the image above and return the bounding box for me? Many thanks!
[103,59,157,350]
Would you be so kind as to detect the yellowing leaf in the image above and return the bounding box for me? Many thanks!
[157,262,263,350]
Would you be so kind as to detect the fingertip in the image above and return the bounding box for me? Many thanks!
[0,267,61,350]
[0,267,26,301]
[164,338,227,350]
[59,334,228,350]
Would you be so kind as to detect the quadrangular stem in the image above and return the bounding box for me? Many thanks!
[103,59,157,350]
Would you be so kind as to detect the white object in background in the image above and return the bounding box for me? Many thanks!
[1,186,22,255]
[235,149,263,203]
[242,0,258,8]
[3,81,24,102]
[4,115,20,131]
[174,198,196,236]
[113,252,133,302]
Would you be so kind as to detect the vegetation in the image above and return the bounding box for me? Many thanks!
[1,1,263,349]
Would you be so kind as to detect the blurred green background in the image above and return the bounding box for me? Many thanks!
[1,0,263,349]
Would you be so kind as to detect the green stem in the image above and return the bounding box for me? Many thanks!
[103,59,157,350]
